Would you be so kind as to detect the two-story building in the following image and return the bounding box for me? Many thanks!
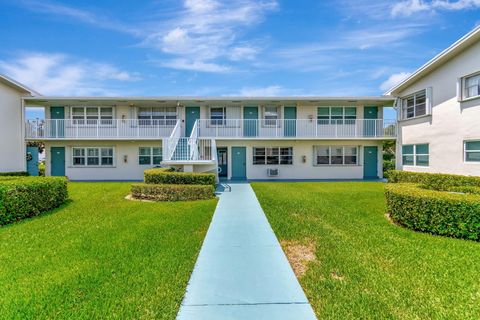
[24,97,396,180]
[388,25,480,176]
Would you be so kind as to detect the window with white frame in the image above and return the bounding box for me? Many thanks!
[72,147,114,166]
[402,90,426,119]
[402,144,429,166]
[464,73,480,99]
[314,146,358,165]
[317,107,356,125]
[263,106,279,126]
[138,107,177,125]
[253,147,293,165]
[464,141,480,162]
[71,107,113,125]
[210,107,226,125]
[139,147,162,165]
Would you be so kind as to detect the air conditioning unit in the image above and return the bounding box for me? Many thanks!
[267,168,279,177]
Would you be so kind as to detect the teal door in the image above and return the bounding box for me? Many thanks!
[185,107,200,136]
[363,146,378,179]
[243,106,258,137]
[231,147,246,180]
[284,106,297,137]
[50,106,65,138]
[26,146,39,176]
[364,106,378,137]
[217,147,228,177]
[51,147,65,176]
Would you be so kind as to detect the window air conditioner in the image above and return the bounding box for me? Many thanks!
[267,168,279,177]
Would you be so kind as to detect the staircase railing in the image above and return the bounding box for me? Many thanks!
[164,120,182,161]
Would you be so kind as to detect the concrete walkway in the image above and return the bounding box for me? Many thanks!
[177,182,317,320]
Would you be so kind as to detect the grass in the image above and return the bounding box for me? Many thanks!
[251,182,480,320]
[0,182,217,320]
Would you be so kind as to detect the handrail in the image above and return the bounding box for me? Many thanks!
[195,118,397,139]
[166,120,182,160]
[25,119,177,139]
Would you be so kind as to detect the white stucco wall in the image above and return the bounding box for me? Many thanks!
[44,139,383,181]
[216,139,383,180]
[396,40,480,176]
[45,140,164,180]
[0,83,25,172]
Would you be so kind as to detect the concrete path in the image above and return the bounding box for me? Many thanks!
[177,182,317,320]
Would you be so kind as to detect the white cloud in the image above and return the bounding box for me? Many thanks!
[141,0,277,71]
[391,0,480,17]
[20,0,138,35]
[237,85,283,96]
[380,72,412,91]
[21,0,278,73]
[0,52,140,95]
[159,59,231,73]
[229,46,259,61]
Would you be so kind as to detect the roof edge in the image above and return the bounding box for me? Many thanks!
[385,25,480,96]
[0,74,40,96]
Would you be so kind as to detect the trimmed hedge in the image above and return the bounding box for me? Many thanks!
[385,183,480,241]
[0,177,68,225]
[0,171,29,177]
[144,168,216,187]
[385,170,480,189]
[131,183,215,202]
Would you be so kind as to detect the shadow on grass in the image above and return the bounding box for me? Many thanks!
[1,198,74,230]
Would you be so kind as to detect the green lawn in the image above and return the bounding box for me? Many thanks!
[0,182,217,320]
[252,182,480,320]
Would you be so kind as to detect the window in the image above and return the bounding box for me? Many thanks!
[138,107,177,125]
[71,107,113,125]
[465,141,480,162]
[210,107,226,125]
[263,106,279,126]
[402,90,426,119]
[139,147,162,165]
[317,107,357,124]
[314,146,358,165]
[72,147,114,167]
[253,147,293,165]
[402,144,429,166]
[464,73,480,99]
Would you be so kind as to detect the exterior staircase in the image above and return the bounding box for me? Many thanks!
[162,120,218,181]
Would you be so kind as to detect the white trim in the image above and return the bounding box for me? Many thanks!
[402,143,429,167]
[71,146,115,167]
[313,145,359,166]
[138,146,163,166]
[464,140,480,163]
[386,25,480,95]
[252,146,294,165]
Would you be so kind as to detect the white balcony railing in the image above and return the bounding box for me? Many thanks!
[196,119,396,139]
[26,119,178,139]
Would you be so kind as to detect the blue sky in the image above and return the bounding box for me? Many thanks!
[1,0,479,120]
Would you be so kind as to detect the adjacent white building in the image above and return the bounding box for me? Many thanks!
[0,75,35,172]
[388,25,480,176]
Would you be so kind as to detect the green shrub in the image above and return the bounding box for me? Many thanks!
[144,168,216,186]
[39,162,46,176]
[383,160,395,173]
[385,170,480,189]
[385,183,480,241]
[131,183,215,202]
[0,171,29,177]
[0,177,68,225]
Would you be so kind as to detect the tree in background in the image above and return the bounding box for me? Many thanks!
[26,141,45,154]
[383,140,396,172]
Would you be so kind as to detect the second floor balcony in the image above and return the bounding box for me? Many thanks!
[196,119,397,139]
[26,119,178,140]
